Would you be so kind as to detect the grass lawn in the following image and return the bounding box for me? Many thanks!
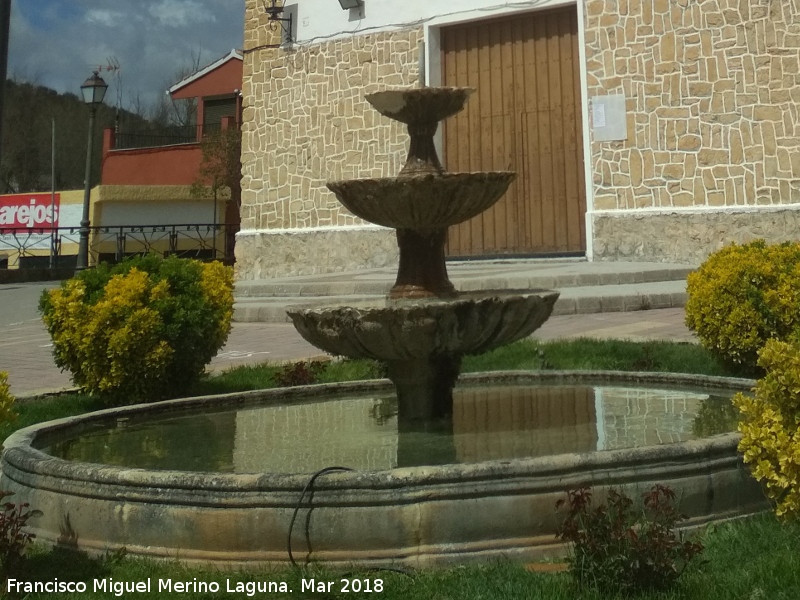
[194,337,742,398]
[9,513,800,599]
[3,338,790,599]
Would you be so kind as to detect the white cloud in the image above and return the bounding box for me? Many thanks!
[148,0,217,28]
[85,9,125,27]
[9,0,243,112]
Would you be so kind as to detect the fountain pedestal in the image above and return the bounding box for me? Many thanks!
[386,355,460,424]
[393,228,454,299]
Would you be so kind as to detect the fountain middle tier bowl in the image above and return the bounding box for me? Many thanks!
[326,172,516,230]
[287,290,559,361]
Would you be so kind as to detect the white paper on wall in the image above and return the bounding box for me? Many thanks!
[592,95,627,142]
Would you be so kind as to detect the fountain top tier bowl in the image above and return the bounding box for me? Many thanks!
[365,87,474,126]
[360,87,489,178]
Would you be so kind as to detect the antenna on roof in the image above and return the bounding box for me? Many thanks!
[92,57,122,113]
[90,59,120,74]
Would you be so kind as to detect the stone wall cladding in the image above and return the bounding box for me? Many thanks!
[235,227,398,279]
[241,0,421,232]
[593,206,800,263]
[585,0,800,211]
[239,0,800,274]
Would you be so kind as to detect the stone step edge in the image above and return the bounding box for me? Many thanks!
[233,284,688,323]
[234,267,693,299]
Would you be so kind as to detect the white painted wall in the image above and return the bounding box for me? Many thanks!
[292,0,573,44]
[58,203,82,229]
[99,202,215,227]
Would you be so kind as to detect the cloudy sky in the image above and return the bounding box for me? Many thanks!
[8,0,245,113]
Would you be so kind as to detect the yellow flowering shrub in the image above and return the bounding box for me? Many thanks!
[734,339,800,518]
[685,240,800,371]
[39,255,233,404]
[200,259,235,347]
[0,371,17,424]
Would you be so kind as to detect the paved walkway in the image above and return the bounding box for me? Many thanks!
[0,277,695,397]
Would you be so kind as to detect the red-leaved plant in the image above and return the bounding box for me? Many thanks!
[272,361,327,387]
[555,485,703,594]
[0,491,41,576]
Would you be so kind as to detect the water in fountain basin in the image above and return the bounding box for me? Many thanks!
[41,380,739,473]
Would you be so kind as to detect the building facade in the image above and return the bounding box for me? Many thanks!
[98,50,244,263]
[238,0,800,279]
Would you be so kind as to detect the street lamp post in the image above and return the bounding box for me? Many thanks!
[76,71,108,271]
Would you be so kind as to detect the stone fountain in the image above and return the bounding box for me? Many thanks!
[0,87,767,568]
[288,87,559,428]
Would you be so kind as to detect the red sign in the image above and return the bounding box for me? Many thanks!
[0,193,60,229]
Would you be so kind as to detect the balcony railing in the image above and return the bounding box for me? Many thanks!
[0,223,237,269]
[112,123,222,150]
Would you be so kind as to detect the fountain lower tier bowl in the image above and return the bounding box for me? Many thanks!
[327,172,516,230]
[0,372,767,568]
[287,290,558,361]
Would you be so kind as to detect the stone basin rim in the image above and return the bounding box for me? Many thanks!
[326,171,516,187]
[2,370,755,492]
[286,289,560,314]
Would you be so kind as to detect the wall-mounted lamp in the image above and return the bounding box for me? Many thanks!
[338,0,362,9]
[262,0,293,44]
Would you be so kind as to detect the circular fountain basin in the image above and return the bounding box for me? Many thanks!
[0,372,767,568]
[327,172,516,230]
[287,290,558,360]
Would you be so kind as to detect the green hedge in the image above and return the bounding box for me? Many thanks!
[39,255,234,404]
[685,240,800,371]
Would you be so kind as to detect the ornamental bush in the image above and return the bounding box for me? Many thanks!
[0,371,17,425]
[685,240,800,371]
[734,339,800,519]
[39,255,234,404]
[556,485,703,595]
[0,491,41,577]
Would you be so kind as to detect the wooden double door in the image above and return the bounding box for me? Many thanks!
[442,7,586,257]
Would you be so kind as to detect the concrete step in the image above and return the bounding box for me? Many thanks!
[233,260,693,323]
[234,261,693,300]
[233,279,688,323]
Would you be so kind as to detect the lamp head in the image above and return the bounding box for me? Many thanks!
[81,72,108,106]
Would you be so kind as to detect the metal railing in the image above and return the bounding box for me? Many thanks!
[113,126,199,150]
[112,123,222,150]
[0,223,237,269]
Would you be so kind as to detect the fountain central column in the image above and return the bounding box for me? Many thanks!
[390,103,452,300]
[392,228,454,299]
[401,120,443,177]
[385,355,460,425]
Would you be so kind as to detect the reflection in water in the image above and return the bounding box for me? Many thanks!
[42,384,740,474]
[596,387,705,451]
[692,394,741,437]
[45,412,237,472]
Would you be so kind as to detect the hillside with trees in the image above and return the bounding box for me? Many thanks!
[0,80,162,194]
